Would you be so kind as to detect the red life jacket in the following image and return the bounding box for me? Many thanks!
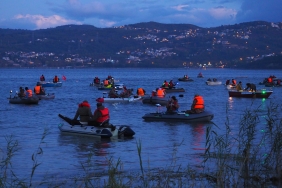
[26,89,33,97]
[96,108,109,123]
[194,96,204,109]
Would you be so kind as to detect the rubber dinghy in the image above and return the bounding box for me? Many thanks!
[96,96,142,103]
[8,96,39,104]
[58,114,135,138]
[142,109,214,122]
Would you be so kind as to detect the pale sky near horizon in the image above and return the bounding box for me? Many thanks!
[0,0,281,30]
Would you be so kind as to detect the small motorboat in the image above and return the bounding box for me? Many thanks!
[142,106,214,122]
[142,96,169,105]
[228,90,273,98]
[58,114,135,138]
[161,87,185,93]
[96,95,142,103]
[97,83,124,90]
[8,96,39,104]
[206,81,222,86]
[36,93,55,100]
[178,77,194,82]
[37,81,62,87]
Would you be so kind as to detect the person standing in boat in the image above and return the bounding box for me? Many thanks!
[186,94,205,114]
[73,100,93,124]
[91,103,110,127]
[244,83,256,92]
[24,87,33,98]
[40,74,45,81]
[166,96,179,113]
[53,75,59,83]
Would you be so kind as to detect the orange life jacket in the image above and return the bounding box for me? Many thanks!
[156,88,165,97]
[194,96,204,109]
[96,108,110,123]
[137,88,145,96]
[26,89,33,97]
[34,86,41,94]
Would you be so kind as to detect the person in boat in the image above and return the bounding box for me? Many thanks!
[156,87,165,97]
[213,78,217,82]
[108,87,119,98]
[168,80,175,89]
[267,77,273,84]
[94,77,100,84]
[185,94,205,114]
[120,86,132,98]
[73,100,93,123]
[91,102,110,127]
[24,87,33,98]
[166,96,179,113]
[236,81,243,91]
[231,79,237,86]
[162,80,169,88]
[53,75,59,83]
[40,74,45,81]
[277,79,281,86]
[103,79,109,86]
[225,79,230,85]
[18,87,26,98]
[245,83,256,92]
[198,72,203,77]
[184,75,188,79]
[34,83,46,95]
[137,87,146,96]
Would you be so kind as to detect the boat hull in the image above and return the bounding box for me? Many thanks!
[206,81,222,86]
[142,96,169,105]
[228,90,273,98]
[36,93,55,100]
[9,96,39,104]
[142,111,214,122]
[96,96,141,103]
[161,87,185,93]
[178,78,194,82]
[58,114,135,138]
[37,81,62,87]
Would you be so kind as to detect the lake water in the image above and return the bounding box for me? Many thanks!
[0,68,281,184]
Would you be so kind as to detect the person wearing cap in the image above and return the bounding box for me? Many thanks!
[92,103,110,126]
[73,100,93,123]
[236,81,243,91]
[186,94,205,114]
[166,96,179,113]
[24,87,33,98]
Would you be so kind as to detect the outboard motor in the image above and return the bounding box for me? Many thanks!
[118,126,135,138]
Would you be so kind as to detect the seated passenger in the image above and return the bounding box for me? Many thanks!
[245,83,256,92]
[73,100,93,123]
[185,94,205,114]
[236,81,243,91]
[53,75,59,83]
[166,96,179,113]
[108,88,119,98]
[18,87,26,98]
[137,87,146,96]
[24,87,33,98]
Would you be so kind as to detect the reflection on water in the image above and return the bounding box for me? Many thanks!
[0,68,281,183]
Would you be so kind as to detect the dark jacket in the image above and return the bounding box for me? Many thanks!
[73,102,93,122]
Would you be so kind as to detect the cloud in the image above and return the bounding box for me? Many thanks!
[12,14,81,29]
[236,0,282,23]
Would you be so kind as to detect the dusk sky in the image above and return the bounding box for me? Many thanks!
[0,0,281,30]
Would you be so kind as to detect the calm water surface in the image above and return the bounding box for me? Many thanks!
[0,68,281,183]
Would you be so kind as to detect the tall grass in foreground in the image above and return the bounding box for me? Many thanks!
[1,103,282,187]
